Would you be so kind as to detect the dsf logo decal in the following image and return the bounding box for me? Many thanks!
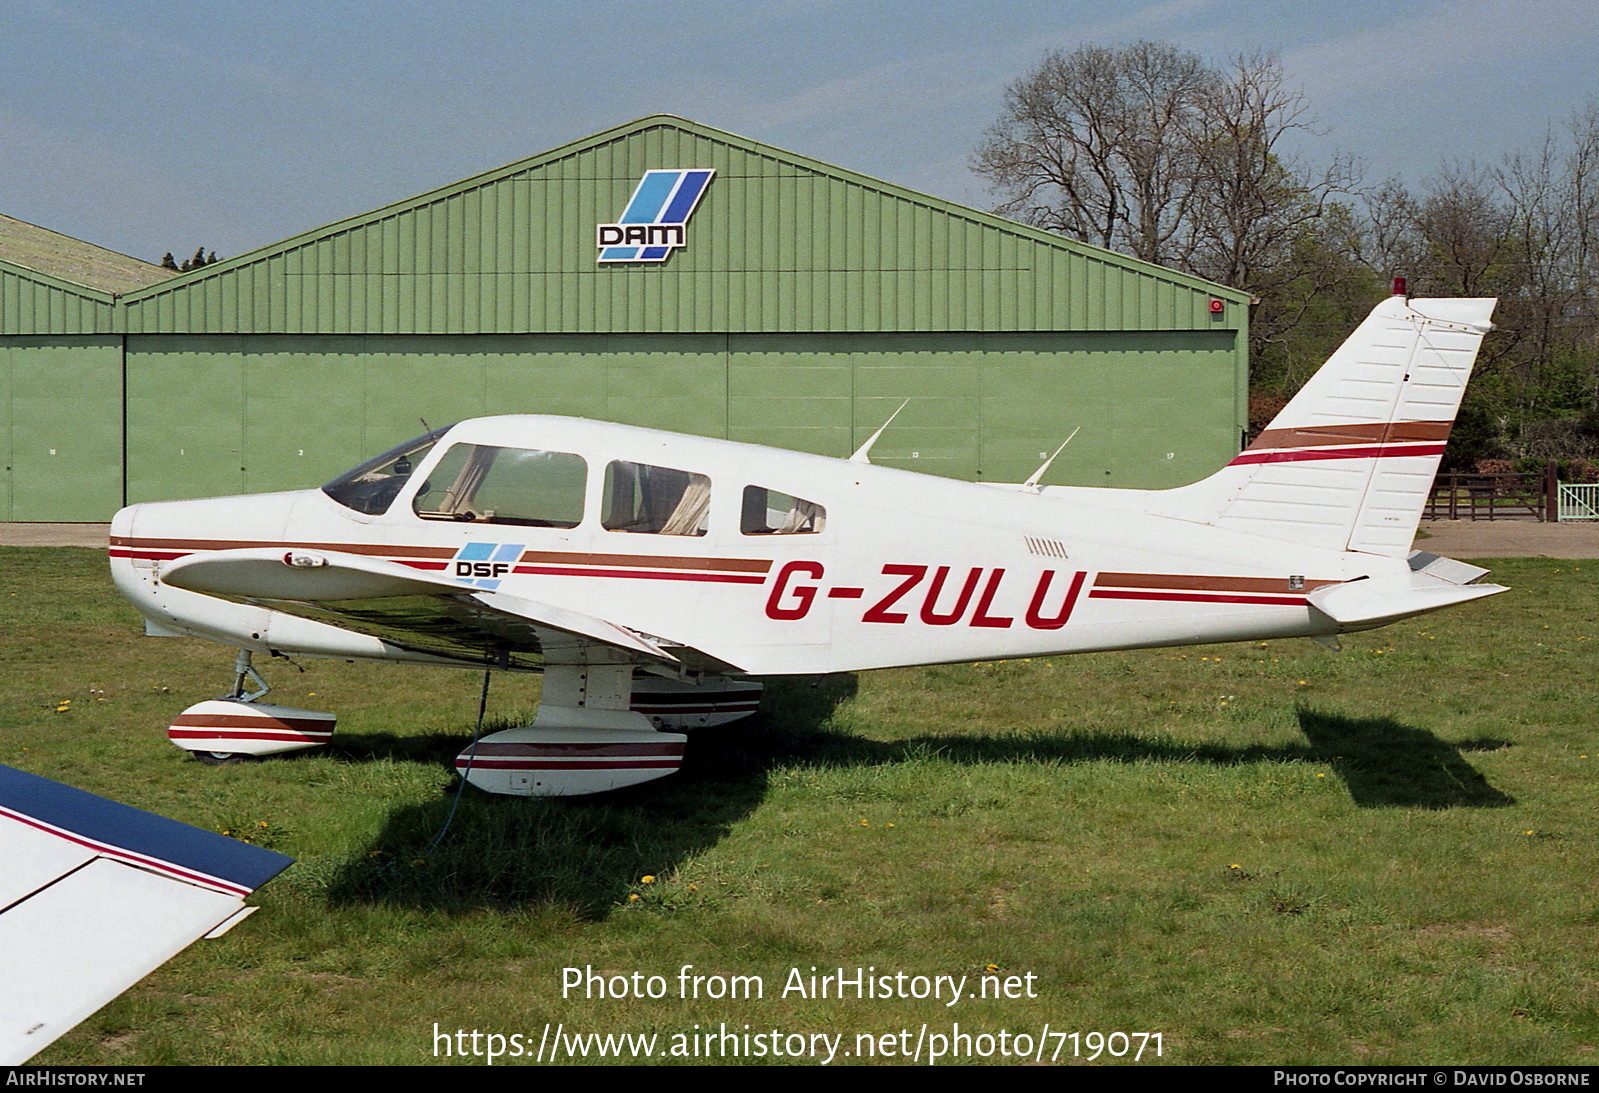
[452,542,524,590]
[596,169,714,263]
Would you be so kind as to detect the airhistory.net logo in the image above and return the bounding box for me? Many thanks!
[596,169,715,263]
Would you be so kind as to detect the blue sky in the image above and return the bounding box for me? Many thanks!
[6,0,1599,265]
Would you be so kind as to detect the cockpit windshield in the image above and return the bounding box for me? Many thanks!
[321,426,450,515]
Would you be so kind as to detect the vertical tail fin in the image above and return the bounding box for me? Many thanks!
[1154,296,1496,556]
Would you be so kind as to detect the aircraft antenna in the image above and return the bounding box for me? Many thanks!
[849,399,910,464]
[1023,427,1081,490]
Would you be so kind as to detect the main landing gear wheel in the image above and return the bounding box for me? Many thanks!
[192,750,248,767]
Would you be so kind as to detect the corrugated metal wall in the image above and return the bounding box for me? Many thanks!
[0,262,119,336]
[118,117,1245,337]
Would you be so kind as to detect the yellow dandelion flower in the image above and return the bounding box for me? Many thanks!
[641,875,656,884]
[859,819,869,826]
[628,893,640,901]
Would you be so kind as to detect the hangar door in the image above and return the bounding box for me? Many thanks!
[122,329,1238,507]
[0,339,123,521]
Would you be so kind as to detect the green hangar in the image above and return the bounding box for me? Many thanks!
[0,115,1249,522]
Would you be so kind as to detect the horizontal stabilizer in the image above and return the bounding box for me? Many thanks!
[1307,572,1506,628]
[0,765,292,1064]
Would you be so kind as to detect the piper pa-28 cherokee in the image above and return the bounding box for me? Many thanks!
[109,292,1502,797]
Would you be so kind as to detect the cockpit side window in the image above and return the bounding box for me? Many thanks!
[741,486,825,534]
[602,461,710,536]
[321,427,449,515]
[413,444,586,527]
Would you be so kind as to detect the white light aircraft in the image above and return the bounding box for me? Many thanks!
[109,293,1503,797]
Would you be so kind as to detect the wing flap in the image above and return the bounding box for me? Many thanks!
[0,859,245,1064]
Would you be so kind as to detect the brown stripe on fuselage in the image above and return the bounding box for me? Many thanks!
[1247,421,1451,452]
[1095,572,1341,593]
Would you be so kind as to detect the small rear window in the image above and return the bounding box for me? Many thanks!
[741,486,825,534]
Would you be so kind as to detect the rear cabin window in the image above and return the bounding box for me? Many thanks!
[603,461,710,536]
[741,486,826,534]
[412,444,586,528]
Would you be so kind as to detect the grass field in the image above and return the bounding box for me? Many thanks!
[4,547,1595,1066]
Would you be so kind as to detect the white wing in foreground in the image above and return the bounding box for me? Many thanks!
[0,765,292,1064]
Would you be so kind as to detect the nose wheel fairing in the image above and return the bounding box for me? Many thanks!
[167,699,337,759]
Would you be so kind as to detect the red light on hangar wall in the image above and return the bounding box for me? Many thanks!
[1208,298,1224,314]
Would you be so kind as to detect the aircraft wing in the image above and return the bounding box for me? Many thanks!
[159,548,705,670]
[0,765,292,1064]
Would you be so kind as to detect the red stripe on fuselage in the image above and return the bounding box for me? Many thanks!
[511,565,765,584]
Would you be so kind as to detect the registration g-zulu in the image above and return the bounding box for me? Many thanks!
[110,294,1504,797]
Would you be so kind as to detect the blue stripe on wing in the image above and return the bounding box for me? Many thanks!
[0,765,292,892]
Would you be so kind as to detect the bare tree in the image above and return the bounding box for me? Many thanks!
[1186,54,1360,293]
[974,43,1358,290]
[1567,104,1599,303]
[972,41,1210,265]
[1410,164,1514,299]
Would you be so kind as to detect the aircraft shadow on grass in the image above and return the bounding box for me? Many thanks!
[317,680,1512,917]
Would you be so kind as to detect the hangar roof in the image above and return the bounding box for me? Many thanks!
[0,214,170,294]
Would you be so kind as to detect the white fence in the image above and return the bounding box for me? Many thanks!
[1558,483,1599,521]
